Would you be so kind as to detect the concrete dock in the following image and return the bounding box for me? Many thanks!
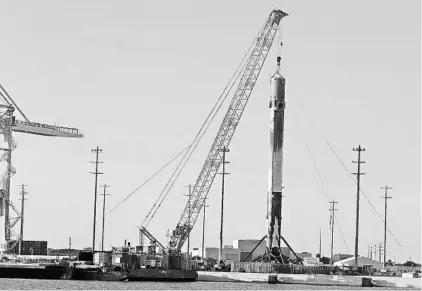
[197,271,421,288]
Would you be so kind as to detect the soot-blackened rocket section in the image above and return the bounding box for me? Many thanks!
[267,56,286,253]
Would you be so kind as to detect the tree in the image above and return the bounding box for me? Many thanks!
[403,261,416,267]
[385,259,394,266]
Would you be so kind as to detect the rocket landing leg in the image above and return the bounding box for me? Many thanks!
[251,235,303,265]
[267,191,282,253]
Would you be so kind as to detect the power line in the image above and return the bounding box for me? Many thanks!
[323,138,404,252]
[288,96,350,253]
[287,90,405,254]
[107,146,187,216]
[143,20,267,229]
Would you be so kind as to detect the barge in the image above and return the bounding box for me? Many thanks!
[0,262,70,279]
[69,247,197,282]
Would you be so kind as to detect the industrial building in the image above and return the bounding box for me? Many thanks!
[204,239,315,263]
[333,256,383,269]
[294,252,312,259]
[332,253,354,263]
[205,247,241,262]
[233,239,266,261]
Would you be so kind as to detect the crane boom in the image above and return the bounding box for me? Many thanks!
[138,226,166,251]
[12,119,83,138]
[170,9,287,251]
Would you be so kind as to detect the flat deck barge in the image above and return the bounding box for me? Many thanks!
[0,262,70,279]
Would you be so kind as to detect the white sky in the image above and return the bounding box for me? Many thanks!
[0,0,420,263]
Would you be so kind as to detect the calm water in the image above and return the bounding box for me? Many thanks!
[0,278,412,290]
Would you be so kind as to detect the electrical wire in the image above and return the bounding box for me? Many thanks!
[106,146,188,216]
[142,25,267,228]
[142,56,245,227]
[323,137,405,251]
[288,93,350,253]
[289,90,405,252]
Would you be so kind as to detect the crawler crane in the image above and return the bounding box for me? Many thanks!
[168,9,288,254]
[140,10,288,257]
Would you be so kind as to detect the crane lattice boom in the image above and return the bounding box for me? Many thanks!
[0,84,82,251]
[170,9,287,251]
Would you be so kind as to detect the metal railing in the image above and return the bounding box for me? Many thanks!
[14,120,80,135]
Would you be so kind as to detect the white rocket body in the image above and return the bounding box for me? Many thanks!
[267,71,286,252]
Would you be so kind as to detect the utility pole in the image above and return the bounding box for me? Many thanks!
[100,184,110,252]
[369,246,372,259]
[18,184,28,255]
[379,242,382,263]
[373,244,377,261]
[380,186,392,269]
[218,147,230,263]
[90,146,103,253]
[166,230,170,248]
[184,184,193,259]
[352,145,365,268]
[329,200,338,264]
[68,237,72,257]
[202,198,209,260]
[319,229,322,258]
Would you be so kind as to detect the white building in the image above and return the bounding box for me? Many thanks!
[233,239,267,261]
[333,256,383,269]
[205,247,241,262]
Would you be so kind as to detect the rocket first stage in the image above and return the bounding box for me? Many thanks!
[267,58,286,253]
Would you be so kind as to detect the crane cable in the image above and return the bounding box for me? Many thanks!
[289,90,405,252]
[106,146,188,216]
[288,93,351,253]
[323,137,405,251]
[142,21,267,228]
[142,53,246,227]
